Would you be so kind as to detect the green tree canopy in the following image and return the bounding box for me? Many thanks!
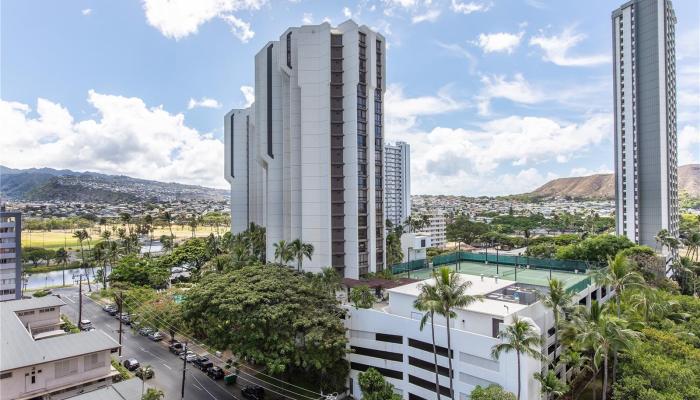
[358,368,401,400]
[470,385,516,400]
[182,265,348,391]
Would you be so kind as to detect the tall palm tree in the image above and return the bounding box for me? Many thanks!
[627,288,669,323]
[54,247,69,287]
[574,314,639,400]
[654,228,670,253]
[591,254,642,319]
[319,267,342,296]
[491,316,544,400]
[537,278,573,369]
[414,283,442,400]
[433,267,483,399]
[684,232,700,262]
[92,245,107,290]
[533,370,568,400]
[120,212,132,234]
[290,239,314,272]
[162,211,175,241]
[72,229,92,291]
[273,240,293,264]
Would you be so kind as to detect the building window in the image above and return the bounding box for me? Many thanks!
[55,358,78,379]
[84,352,105,371]
[375,333,402,344]
[409,356,451,377]
[0,372,11,379]
[409,375,451,397]
[350,362,402,380]
[286,32,292,68]
[409,338,452,358]
[351,346,403,362]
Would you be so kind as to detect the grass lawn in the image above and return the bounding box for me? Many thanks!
[22,225,230,250]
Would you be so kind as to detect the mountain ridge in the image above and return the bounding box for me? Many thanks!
[0,166,229,204]
[528,164,700,200]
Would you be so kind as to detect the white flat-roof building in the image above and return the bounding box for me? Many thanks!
[344,273,611,400]
[418,212,447,249]
[225,20,387,278]
[0,297,121,400]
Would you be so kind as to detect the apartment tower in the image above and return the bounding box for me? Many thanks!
[225,20,386,279]
[384,141,411,228]
[612,0,679,250]
[0,207,21,301]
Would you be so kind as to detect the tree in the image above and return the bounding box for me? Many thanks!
[556,234,634,263]
[469,385,516,400]
[414,283,442,400]
[160,235,174,254]
[290,239,314,272]
[183,265,349,392]
[533,371,568,400]
[141,388,164,400]
[536,278,572,370]
[317,267,342,297]
[358,368,401,400]
[683,232,700,262]
[22,247,50,267]
[136,292,183,341]
[591,254,643,318]
[655,229,670,253]
[491,316,544,400]
[273,240,294,264]
[433,267,483,399]
[446,216,489,246]
[386,228,403,267]
[350,285,374,309]
[55,247,69,286]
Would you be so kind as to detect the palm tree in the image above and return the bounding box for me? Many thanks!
[627,288,669,323]
[290,239,314,272]
[319,267,342,296]
[537,278,573,370]
[162,211,175,241]
[414,283,442,400]
[92,245,108,290]
[654,228,670,253]
[491,316,544,400]
[120,212,132,234]
[72,229,92,291]
[54,247,69,286]
[591,254,642,318]
[533,370,568,400]
[273,240,293,264]
[433,267,483,399]
[684,232,700,262]
[573,314,639,400]
[160,234,174,254]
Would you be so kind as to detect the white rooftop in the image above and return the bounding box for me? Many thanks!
[387,273,530,318]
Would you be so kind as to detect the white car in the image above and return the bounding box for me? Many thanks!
[180,351,196,362]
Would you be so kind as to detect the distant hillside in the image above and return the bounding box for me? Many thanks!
[528,164,700,200]
[0,166,229,204]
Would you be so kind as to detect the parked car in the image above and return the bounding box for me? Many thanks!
[198,361,214,372]
[79,320,93,331]
[120,314,131,325]
[207,366,225,380]
[135,367,154,380]
[107,308,118,316]
[180,351,196,362]
[169,342,186,354]
[192,356,210,369]
[138,327,155,336]
[242,385,265,400]
[148,331,164,341]
[123,358,140,371]
[103,304,117,313]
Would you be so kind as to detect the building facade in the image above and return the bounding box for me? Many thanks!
[225,20,387,279]
[0,208,22,301]
[345,273,611,400]
[418,212,447,249]
[0,297,121,400]
[384,142,411,228]
[612,0,679,250]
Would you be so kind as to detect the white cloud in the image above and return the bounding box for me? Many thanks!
[141,0,263,41]
[570,165,612,177]
[240,86,255,107]
[411,9,441,23]
[477,73,544,115]
[679,125,700,165]
[384,83,612,194]
[529,26,610,67]
[343,7,353,19]
[436,41,477,74]
[322,16,332,23]
[450,0,491,15]
[385,84,466,132]
[0,92,227,188]
[476,31,523,54]
[81,8,92,16]
[302,12,313,24]
[221,14,254,42]
[187,97,222,110]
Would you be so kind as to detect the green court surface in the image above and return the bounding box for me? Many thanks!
[395,261,591,292]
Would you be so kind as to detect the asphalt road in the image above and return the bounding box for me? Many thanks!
[54,287,242,400]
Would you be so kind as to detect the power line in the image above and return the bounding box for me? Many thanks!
[105,291,325,400]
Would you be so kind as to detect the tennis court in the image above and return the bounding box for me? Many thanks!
[395,260,591,293]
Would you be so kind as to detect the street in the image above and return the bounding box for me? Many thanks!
[54,286,242,400]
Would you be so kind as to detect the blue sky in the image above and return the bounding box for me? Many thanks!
[1,0,698,195]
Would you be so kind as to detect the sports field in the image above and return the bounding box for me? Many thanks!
[22,226,230,250]
[395,261,591,291]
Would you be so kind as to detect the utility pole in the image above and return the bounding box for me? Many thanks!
[181,341,188,400]
[78,275,83,327]
[118,291,123,356]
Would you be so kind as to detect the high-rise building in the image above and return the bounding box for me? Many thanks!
[225,20,386,279]
[384,141,411,228]
[0,207,21,301]
[418,211,447,249]
[612,0,679,250]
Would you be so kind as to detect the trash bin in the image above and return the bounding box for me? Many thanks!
[224,374,238,385]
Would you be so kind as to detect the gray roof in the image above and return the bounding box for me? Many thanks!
[0,297,120,371]
[68,379,143,400]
